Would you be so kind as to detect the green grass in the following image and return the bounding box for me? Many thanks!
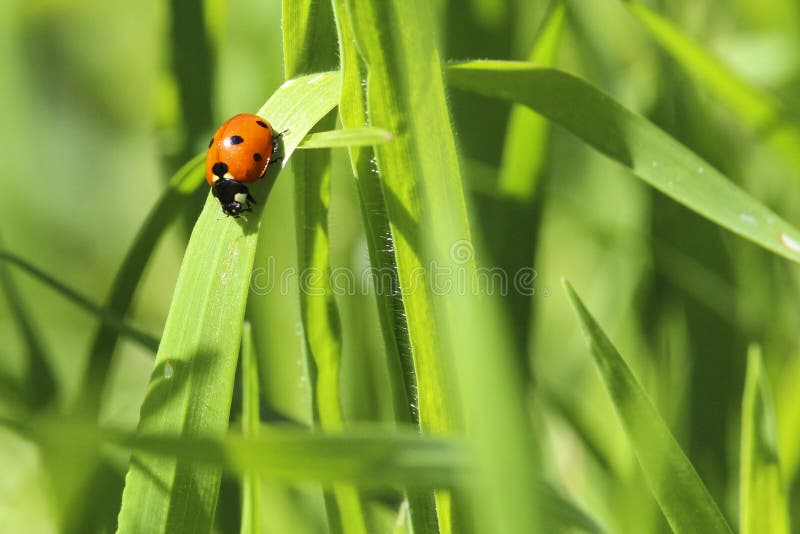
[2,1,800,533]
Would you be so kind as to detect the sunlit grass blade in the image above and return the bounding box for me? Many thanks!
[623,1,800,175]
[82,154,205,414]
[283,2,368,533]
[331,1,438,531]
[116,71,341,534]
[0,250,160,352]
[240,322,260,534]
[775,349,800,482]
[740,345,790,534]
[330,0,418,431]
[297,127,392,149]
[447,62,800,265]
[562,279,732,533]
[346,1,544,533]
[497,0,565,199]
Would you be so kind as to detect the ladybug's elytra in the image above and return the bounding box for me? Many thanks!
[205,113,281,218]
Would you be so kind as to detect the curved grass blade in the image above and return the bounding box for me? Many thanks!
[447,62,800,265]
[297,127,392,149]
[116,71,341,534]
[740,345,790,534]
[240,322,260,534]
[623,1,800,175]
[0,250,159,352]
[82,154,205,414]
[562,279,732,533]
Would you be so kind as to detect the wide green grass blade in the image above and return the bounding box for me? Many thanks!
[497,1,565,200]
[297,127,392,149]
[345,1,544,533]
[562,279,732,533]
[740,345,790,534]
[0,251,159,352]
[240,322,260,534]
[82,154,205,414]
[116,71,340,534]
[623,1,800,175]
[447,62,800,264]
[282,2,367,533]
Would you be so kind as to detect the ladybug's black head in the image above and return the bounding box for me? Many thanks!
[212,178,256,218]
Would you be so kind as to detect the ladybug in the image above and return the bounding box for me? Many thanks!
[205,113,281,217]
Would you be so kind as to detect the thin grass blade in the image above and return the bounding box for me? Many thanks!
[740,345,790,534]
[345,1,544,532]
[240,322,260,534]
[297,127,392,149]
[0,251,159,352]
[81,155,205,414]
[562,279,732,533]
[282,2,367,533]
[497,0,566,199]
[330,1,439,531]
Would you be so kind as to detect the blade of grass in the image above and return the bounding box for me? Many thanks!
[282,2,367,533]
[740,345,790,534]
[537,482,607,534]
[0,250,160,352]
[562,279,732,533]
[497,0,565,200]
[622,1,800,175]
[330,0,438,531]
[116,71,341,534]
[345,2,544,532]
[240,322,260,534]
[297,127,392,149]
[0,237,57,409]
[775,349,800,482]
[9,416,467,489]
[81,154,205,415]
[447,62,800,265]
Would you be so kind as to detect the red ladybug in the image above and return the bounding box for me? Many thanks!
[205,113,280,217]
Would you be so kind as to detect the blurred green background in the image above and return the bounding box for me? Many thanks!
[1,0,800,532]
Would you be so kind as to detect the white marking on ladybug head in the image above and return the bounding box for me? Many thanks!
[234,192,249,205]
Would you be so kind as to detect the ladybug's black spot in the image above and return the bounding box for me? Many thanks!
[256,120,269,129]
[228,135,244,145]
[253,153,262,162]
[208,137,214,148]
[212,162,229,177]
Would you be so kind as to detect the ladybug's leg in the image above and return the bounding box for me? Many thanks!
[272,129,289,153]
